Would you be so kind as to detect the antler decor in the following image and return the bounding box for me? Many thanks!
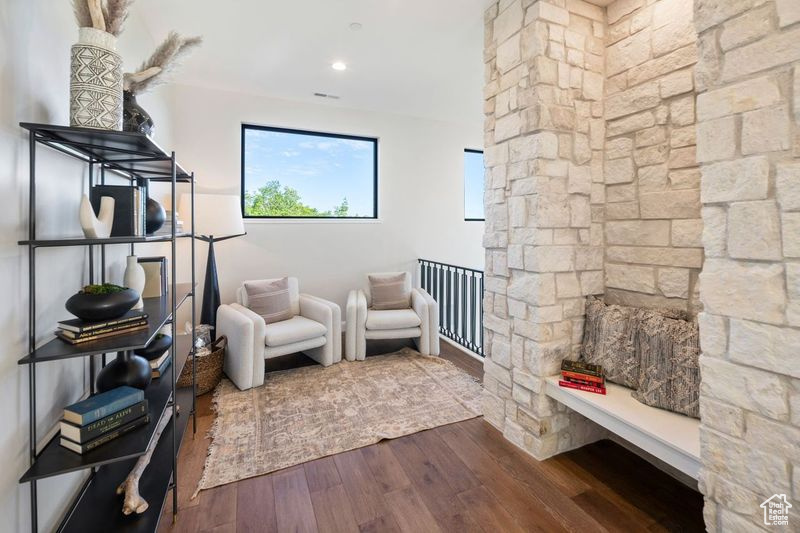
[124,32,203,93]
[72,0,133,36]
[116,406,177,514]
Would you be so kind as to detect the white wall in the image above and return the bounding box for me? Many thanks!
[0,2,172,531]
[166,83,484,311]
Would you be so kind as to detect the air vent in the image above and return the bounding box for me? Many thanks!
[313,92,340,99]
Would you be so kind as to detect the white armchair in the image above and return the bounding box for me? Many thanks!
[217,277,341,390]
[345,272,439,361]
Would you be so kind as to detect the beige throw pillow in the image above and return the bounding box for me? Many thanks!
[369,273,410,310]
[633,313,701,418]
[244,278,293,324]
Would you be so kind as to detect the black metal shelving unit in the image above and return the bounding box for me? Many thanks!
[19,123,198,533]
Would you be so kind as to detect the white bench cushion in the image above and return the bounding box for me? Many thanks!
[366,309,422,330]
[264,316,327,346]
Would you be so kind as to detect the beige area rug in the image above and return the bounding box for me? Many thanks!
[194,347,483,495]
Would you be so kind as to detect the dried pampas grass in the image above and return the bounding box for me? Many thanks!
[124,32,203,93]
[72,0,134,36]
[103,0,134,36]
[72,0,92,28]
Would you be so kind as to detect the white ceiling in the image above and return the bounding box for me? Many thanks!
[136,0,488,126]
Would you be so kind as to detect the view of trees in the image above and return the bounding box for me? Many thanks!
[244,180,350,217]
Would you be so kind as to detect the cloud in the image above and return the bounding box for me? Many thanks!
[296,138,372,155]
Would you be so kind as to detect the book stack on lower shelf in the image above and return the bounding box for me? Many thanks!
[56,311,149,345]
[559,360,606,395]
[60,387,150,455]
[150,350,172,379]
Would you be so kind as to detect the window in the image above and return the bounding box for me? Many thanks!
[464,149,484,221]
[241,124,378,219]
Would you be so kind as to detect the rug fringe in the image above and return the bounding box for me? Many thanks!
[191,381,226,500]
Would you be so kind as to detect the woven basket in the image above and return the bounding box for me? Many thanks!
[178,335,226,395]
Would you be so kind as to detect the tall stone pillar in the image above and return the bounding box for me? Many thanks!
[694,0,800,530]
[482,0,607,459]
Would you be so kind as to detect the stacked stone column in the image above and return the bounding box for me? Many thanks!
[482,0,607,459]
[694,0,800,530]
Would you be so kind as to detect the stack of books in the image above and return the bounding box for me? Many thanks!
[90,183,148,237]
[56,311,149,345]
[150,350,172,379]
[153,210,184,235]
[559,360,606,395]
[60,386,149,454]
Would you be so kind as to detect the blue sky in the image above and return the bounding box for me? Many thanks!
[464,150,484,220]
[244,128,376,216]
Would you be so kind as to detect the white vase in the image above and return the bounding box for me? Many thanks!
[79,194,114,238]
[124,256,146,309]
[70,27,123,130]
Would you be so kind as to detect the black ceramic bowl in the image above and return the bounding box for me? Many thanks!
[134,334,172,360]
[65,288,139,322]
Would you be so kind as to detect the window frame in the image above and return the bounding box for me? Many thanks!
[240,123,379,220]
[463,148,485,222]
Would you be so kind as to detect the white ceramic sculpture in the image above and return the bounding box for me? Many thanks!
[79,194,114,238]
[124,255,146,309]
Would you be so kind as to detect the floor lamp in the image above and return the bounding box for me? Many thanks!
[180,193,245,340]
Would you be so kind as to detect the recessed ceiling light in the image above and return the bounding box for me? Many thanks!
[331,61,347,71]
[349,22,362,31]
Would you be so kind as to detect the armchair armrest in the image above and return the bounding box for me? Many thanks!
[300,293,342,365]
[217,303,266,390]
[412,287,440,356]
[411,289,431,355]
[346,289,368,361]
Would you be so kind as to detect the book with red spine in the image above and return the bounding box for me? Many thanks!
[562,370,605,384]
[558,379,607,395]
[561,376,596,386]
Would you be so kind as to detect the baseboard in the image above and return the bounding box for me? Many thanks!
[439,335,484,363]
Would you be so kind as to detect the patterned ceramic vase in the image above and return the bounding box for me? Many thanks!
[70,27,123,130]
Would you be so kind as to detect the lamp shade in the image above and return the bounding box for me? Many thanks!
[179,193,245,238]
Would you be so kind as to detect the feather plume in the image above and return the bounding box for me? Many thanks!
[124,32,203,93]
[72,0,92,28]
[104,0,135,36]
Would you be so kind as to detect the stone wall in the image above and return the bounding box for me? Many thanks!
[484,3,800,529]
[603,0,703,312]
[482,0,608,458]
[694,0,800,530]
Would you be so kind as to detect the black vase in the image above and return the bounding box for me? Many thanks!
[122,90,154,136]
[145,197,166,235]
[96,351,152,392]
[135,334,172,361]
[65,288,139,322]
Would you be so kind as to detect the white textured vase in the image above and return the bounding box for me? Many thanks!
[79,194,114,238]
[70,27,123,130]
[124,256,146,309]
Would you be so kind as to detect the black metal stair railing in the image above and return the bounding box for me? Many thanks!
[418,259,484,357]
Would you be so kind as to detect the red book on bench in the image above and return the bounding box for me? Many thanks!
[558,380,607,395]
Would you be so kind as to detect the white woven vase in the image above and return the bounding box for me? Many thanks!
[70,28,123,130]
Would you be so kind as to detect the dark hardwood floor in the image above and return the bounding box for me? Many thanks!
[159,340,704,533]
